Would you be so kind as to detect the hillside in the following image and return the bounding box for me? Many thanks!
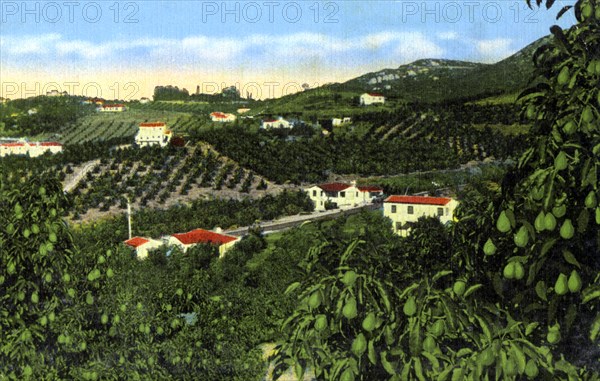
[257,35,551,111]
[334,35,550,102]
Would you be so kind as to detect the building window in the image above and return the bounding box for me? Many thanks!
[313,190,316,197]
[391,205,396,213]
[396,222,402,230]
[438,207,444,217]
[407,206,414,214]
[356,192,358,197]
[340,191,346,197]
[445,208,449,216]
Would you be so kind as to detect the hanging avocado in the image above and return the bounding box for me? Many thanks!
[342,297,358,319]
[503,262,515,279]
[544,212,558,231]
[568,270,582,293]
[513,263,525,280]
[534,211,546,232]
[560,219,575,239]
[554,151,568,171]
[585,191,597,209]
[483,238,497,256]
[552,204,567,218]
[554,273,568,296]
[514,226,529,248]
[403,297,417,317]
[582,106,595,123]
[453,280,466,296]
[496,210,511,233]
[557,66,570,85]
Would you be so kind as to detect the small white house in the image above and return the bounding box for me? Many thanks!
[210,112,237,123]
[135,122,172,148]
[360,93,385,106]
[167,229,241,258]
[139,97,151,104]
[305,182,384,211]
[28,108,38,115]
[261,117,291,129]
[98,104,126,112]
[332,117,352,127]
[237,108,251,114]
[383,195,459,236]
[123,237,164,260]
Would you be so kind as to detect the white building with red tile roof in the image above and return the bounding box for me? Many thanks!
[98,104,126,112]
[123,237,164,259]
[167,229,241,258]
[0,140,63,158]
[210,112,236,123]
[305,182,384,211]
[261,117,291,129]
[383,195,459,236]
[135,122,172,148]
[360,93,385,106]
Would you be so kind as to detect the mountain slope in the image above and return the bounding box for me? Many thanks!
[331,35,550,103]
[271,35,550,107]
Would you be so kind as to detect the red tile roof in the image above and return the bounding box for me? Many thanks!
[1,143,25,147]
[367,93,384,97]
[40,142,62,146]
[140,122,166,127]
[124,237,150,248]
[210,112,230,119]
[103,104,125,108]
[384,195,452,206]
[357,185,383,192]
[171,229,238,246]
[318,183,352,192]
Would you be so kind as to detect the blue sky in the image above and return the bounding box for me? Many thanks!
[0,1,576,99]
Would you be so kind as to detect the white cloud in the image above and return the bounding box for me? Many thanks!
[0,31,444,67]
[437,31,458,40]
[474,38,515,63]
[391,32,444,62]
[2,33,61,55]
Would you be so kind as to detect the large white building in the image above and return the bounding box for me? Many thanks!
[261,117,292,129]
[383,195,459,236]
[305,182,384,211]
[0,141,63,158]
[360,93,385,106]
[135,122,172,148]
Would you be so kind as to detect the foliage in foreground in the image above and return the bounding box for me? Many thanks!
[273,2,600,379]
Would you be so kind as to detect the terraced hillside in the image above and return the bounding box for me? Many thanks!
[64,142,282,221]
[48,108,189,144]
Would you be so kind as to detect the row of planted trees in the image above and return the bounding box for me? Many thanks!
[271,2,600,379]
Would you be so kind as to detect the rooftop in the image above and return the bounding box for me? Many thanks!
[171,229,238,246]
[384,195,452,206]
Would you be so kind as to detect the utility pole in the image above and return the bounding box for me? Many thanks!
[127,196,132,239]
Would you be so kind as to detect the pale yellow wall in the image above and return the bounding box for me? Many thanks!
[384,200,459,235]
